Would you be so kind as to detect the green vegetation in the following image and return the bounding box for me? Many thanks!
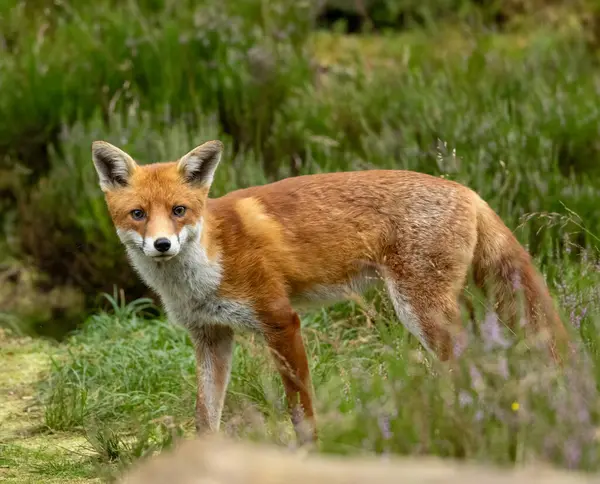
[40,264,600,480]
[2,0,599,335]
[2,0,600,482]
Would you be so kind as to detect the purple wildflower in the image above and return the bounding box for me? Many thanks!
[564,438,582,469]
[570,307,587,329]
[453,335,468,358]
[378,414,392,440]
[481,312,511,350]
[577,406,590,424]
[469,364,485,394]
[458,390,473,408]
[496,356,510,379]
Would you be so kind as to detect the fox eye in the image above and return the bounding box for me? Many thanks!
[130,209,146,221]
[173,205,186,217]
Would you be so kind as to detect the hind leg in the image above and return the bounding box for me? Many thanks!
[385,278,464,360]
[382,245,474,361]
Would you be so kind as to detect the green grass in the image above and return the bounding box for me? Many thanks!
[38,244,600,479]
[0,443,99,483]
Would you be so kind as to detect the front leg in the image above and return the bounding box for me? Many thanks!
[260,304,317,445]
[189,324,235,435]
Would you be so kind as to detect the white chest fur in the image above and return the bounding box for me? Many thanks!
[125,234,258,332]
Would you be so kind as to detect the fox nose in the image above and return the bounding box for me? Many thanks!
[154,238,171,253]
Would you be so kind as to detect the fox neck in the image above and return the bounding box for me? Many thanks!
[124,215,223,304]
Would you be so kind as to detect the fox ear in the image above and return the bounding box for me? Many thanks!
[92,141,138,191]
[177,140,224,189]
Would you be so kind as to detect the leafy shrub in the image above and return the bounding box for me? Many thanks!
[0,0,314,181]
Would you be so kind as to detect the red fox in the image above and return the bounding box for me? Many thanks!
[92,139,568,444]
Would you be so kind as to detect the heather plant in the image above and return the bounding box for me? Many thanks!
[15,26,600,331]
[41,251,600,476]
[0,0,313,190]
[2,1,600,336]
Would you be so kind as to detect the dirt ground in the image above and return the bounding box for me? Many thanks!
[0,329,100,484]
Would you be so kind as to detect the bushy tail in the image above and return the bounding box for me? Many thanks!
[472,198,569,362]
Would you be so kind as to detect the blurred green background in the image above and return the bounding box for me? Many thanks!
[0,0,598,337]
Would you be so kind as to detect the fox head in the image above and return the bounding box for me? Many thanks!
[91,140,223,261]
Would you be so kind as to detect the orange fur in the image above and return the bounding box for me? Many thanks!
[92,140,569,445]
